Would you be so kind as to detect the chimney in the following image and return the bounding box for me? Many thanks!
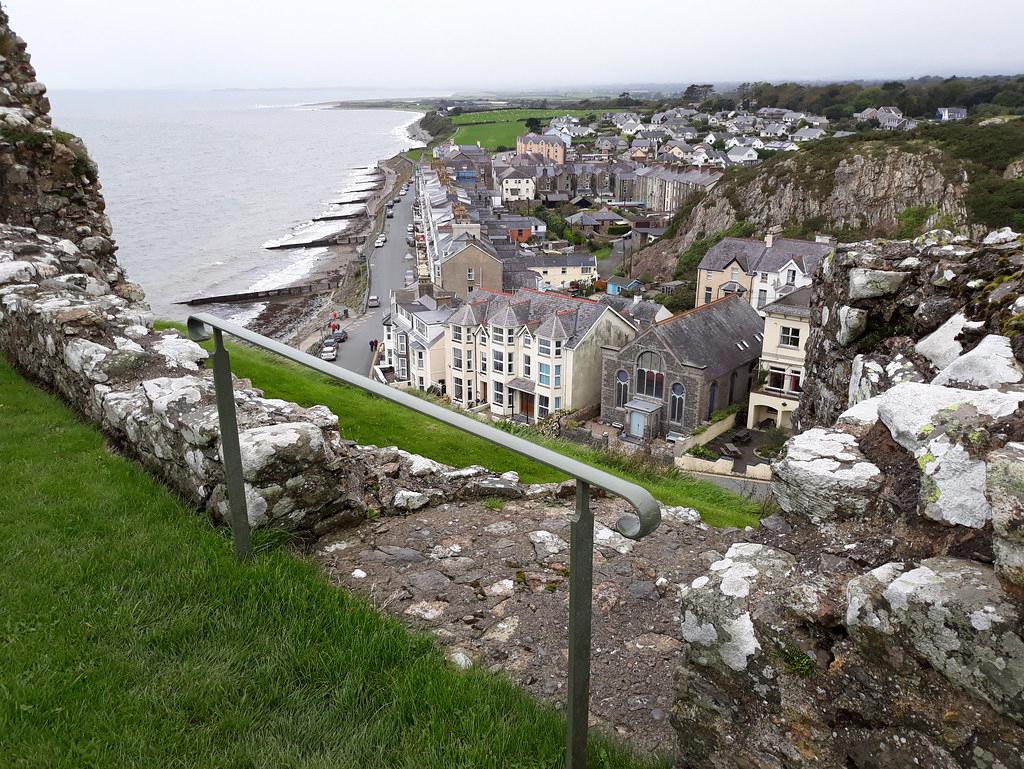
[633,294,642,305]
[765,224,783,249]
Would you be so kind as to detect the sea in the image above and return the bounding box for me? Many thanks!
[48,88,436,320]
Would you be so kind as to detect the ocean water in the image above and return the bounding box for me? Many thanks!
[48,89,428,320]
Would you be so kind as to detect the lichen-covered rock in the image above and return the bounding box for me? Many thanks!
[932,334,1024,389]
[989,443,1024,587]
[846,557,1023,721]
[771,428,883,519]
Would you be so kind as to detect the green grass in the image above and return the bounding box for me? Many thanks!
[404,147,428,161]
[450,109,593,126]
[157,322,761,527]
[0,357,665,769]
[592,246,613,261]
[452,121,530,151]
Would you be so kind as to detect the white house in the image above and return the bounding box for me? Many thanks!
[500,170,536,203]
[936,106,968,122]
[726,146,759,165]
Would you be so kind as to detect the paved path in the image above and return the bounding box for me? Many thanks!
[332,190,414,374]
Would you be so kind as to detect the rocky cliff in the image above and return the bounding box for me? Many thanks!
[634,141,970,281]
[672,229,1024,768]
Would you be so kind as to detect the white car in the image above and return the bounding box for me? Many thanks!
[319,345,337,361]
[367,295,380,308]
[374,236,386,248]
[404,253,414,261]
[406,224,414,233]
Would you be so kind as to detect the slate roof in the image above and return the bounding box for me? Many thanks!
[599,295,666,326]
[763,285,812,318]
[698,236,832,275]
[451,288,617,350]
[643,294,764,380]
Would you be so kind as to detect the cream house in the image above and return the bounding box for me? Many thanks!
[444,288,635,422]
[747,286,811,430]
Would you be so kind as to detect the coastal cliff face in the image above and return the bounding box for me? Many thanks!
[672,229,1024,768]
[633,144,969,280]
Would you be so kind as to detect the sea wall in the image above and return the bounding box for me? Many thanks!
[672,230,1024,768]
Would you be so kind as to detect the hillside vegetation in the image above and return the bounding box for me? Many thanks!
[634,119,1024,283]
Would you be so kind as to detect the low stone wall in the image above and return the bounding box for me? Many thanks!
[0,225,542,535]
[674,454,734,475]
[674,411,737,453]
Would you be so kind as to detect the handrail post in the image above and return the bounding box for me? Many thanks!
[210,328,252,560]
[566,480,593,769]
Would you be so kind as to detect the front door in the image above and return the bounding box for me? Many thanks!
[519,392,534,420]
[629,411,645,438]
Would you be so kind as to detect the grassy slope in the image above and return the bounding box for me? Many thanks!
[450,109,595,151]
[157,322,760,528]
[450,109,593,126]
[0,357,665,769]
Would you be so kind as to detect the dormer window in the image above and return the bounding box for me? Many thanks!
[786,268,797,285]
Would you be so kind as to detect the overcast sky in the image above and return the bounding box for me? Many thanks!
[6,0,1023,92]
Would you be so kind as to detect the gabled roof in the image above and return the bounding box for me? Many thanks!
[633,294,764,380]
[698,236,832,275]
[763,285,812,318]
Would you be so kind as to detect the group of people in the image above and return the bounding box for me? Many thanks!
[368,339,381,352]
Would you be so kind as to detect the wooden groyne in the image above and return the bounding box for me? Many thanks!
[177,275,346,307]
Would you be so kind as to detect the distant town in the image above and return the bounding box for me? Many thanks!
[352,98,971,476]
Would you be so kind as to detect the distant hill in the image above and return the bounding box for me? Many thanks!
[635,119,1024,287]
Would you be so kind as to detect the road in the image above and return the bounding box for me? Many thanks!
[332,188,414,373]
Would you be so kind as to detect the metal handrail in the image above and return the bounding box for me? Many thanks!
[187,311,662,769]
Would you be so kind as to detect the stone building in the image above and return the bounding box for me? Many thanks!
[599,294,763,442]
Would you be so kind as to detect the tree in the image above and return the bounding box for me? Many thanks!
[524,117,542,133]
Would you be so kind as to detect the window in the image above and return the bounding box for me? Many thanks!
[539,337,551,356]
[480,352,487,372]
[760,272,769,283]
[538,394,549,419]
[704,286,713,304]
[506,327,515,344]
[523,354,531,377]
[452,348,463,370]
[492,349,504,373]
[635,351,664,398]
[767,367,785,391]
[418,376,424,390]
[615,369,629,406]
[398,359,408,379]
[554,396,561,410]
[493,381,504,406]
[786,268,797,285]
[554,365,562,387]
[788,370,804,393]
[467,267,475,282]
[397,334,407,355]
[670,383,685,421]
[453,377,463,401]
[780,326,800,348]
[416,350,424,365]
[506,351,514,375]
[561,267,567,274]
[452,325,462,342]
[539,362,551,386]
[730,266,739,281]
[757,289,767,307]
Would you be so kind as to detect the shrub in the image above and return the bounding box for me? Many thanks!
[687,444,718,460]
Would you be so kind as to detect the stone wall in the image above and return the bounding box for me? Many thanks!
[672,229,1024,768]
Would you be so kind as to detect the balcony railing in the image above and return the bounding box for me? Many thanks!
[187,312,661,769]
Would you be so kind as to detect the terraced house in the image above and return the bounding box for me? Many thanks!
[444,289,635,422]
[695,232,833,311]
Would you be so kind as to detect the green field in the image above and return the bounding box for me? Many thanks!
[450,108,594,126]
[0,357,666,769]
[157,322,762,528]
[450,109,595,150]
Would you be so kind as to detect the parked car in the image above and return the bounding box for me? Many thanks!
[403,253,414,261]
[406,224,414,233]
[331,330,348,343]
[406,236,414,246]
[367,295,380,308]
[375,236,386,248]
[319,344,337,361]
[404,270,415,284]
[385,209,394,218]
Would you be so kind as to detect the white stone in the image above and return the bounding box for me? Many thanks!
[983,227,1020,245]
[407,454,444,476]
[528,530,568,557]
[448,650,473,670]
[237,422,324,481]
[405,601,447,621]
[932,335,1023,388]
[848,268,908,300]
[484,578,515,597]
[63,338,112,382]
[153,334,208,371]
[0,260,37,285]
[680,609,718,646]
[500,470,520,482]
[482,615,520,642]
[351,568,367,579]
[661,505,701,524]
[594,521,633,554]
[921,442,992,529]
[393,489,431,510]
[915,312,985,370]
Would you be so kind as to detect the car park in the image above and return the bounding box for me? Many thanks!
[367,295,380,308]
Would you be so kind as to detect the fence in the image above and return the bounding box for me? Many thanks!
[186,312,662,769]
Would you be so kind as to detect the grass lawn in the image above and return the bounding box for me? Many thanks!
[452,121,528,150]
[592,246,613,260]
[404,147,428,161]
[156,323,761,528]
[0,357,666,769]
[450,109,593,126]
